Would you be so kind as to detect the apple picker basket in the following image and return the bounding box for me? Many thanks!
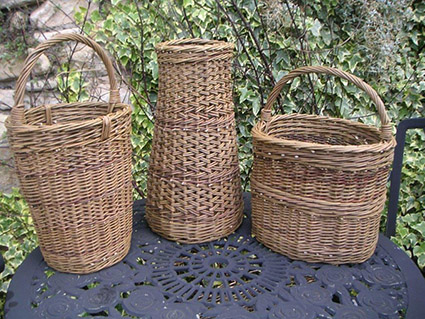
[5,34,133,273]
[251,66,396,264]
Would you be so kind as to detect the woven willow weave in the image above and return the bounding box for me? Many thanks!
[251,66,396,264]
[146,39,243,243]
[6,34,133,274]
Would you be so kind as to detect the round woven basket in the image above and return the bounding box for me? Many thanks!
[146,38,243,243]
[6,34,133,274]
[251,66,396,264]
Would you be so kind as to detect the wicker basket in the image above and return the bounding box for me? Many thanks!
[251,66,396,264]
[146,39,243,243]
[6,34,133,274]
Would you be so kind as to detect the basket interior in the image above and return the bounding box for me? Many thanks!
[265,115,382,146]
[168,40,212,47]
[156,39,233,55]
[24,102,125,126]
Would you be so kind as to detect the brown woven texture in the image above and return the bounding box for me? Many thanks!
[146,38,243,243]
[5,34,133,274]
[251,66,396,264]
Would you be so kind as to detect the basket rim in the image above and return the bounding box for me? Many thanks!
[252,113,396,152]
[6,101,131,133]
[155,38,234,53]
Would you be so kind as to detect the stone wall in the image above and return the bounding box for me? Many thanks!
[0,0,130,193]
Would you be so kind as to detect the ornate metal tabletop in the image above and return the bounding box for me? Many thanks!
[4,193,425,318]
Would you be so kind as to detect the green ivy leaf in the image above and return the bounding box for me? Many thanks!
[412,222,425,237]
[104,19,113,31]
[311,19,322,37]
[183,0,194,6]
[91,9,101,23]
[398,225,409,239]
[252,98,260,116]
[418,254,425,269]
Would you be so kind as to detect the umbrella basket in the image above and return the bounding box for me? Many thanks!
[146,39,243,243]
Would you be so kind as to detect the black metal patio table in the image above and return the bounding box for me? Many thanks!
[4,192,425,319]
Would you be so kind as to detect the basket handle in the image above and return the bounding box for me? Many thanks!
[261,66,392,141]
[11,33,120,125]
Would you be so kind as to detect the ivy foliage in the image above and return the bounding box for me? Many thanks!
[0,1,424,315]
[0,189,37,313]
[57,63,90,103]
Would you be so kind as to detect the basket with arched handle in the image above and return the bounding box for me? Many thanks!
[251,66,396,264]
[6,33,133,274]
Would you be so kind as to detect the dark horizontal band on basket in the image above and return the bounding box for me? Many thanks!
[18,149,132,178]
[251,179,386,217]
[253,151,393,171]
[28,180,132,208]
[154,112,235,130]
[149,164,240,185]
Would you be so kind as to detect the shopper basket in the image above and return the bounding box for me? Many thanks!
[251,66,396,264]
[6,34,133,273]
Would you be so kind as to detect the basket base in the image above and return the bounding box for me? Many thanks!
[146,202,244,244]
[251,193,381,264]
[252,228,377,264]
[40,232,132,274]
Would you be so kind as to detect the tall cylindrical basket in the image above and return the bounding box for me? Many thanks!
[146,39,243,243]
[6,34,133,274]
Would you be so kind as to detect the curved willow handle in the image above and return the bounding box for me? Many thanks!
[11,33,120,125]
[261,66,392,141]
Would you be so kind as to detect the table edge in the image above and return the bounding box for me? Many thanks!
[378,233,425,318]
